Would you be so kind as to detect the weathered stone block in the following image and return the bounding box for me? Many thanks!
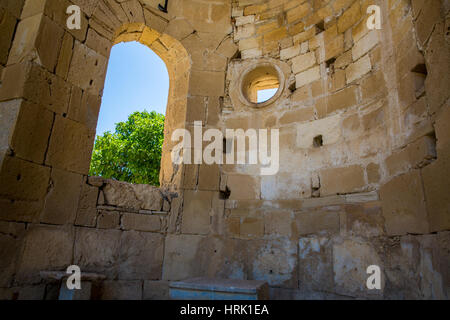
[122,213,161,232]
[292,51,316,74]
[97,280,142,300]
[295,66,321,88]
[97,210,120,229]
[296,114,342,148]
[227,174,260,200]
[346,54,371,84]
[45,115,95,175]
[298,237,334,292]
[143,280,169,300]
[319,165,366,196]
[333,239,384,298]
[295,208,340,235]
[380,170,429,235]
[74,227,121,278]
[118,230,164,280]
[162,234,204,281]
[41,168,83,225]
[75,182,98,227]
[181,190,213,235]
[17,225,74,284]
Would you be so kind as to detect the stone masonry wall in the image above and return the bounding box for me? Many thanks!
[0,0,448,299]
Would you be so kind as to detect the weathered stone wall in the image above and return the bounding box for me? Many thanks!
[0,0,448,299]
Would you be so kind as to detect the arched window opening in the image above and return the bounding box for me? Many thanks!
[89,41,169,186]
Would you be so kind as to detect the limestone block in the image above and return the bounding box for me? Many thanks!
[41,168,83,225]
[75,182,98,227]
[131,184,164,211]
[386,136,437,176]
[0,221,26,287]
[143,280,169,300]
[55,32,74,79]
[319,165,366,196]
[295,66,321,88]
[292,51,316,74]
[323,34,344,63]
[337,1,361,33]
[293,27,316,44]
[74,227,121,278]
[45,116,95,175]
[261,173,311,200]
[279,106,315,125]
[352,30,379,61]
[298,237,334,292]
[424,21,450,115]
[198,164,220,191]
[0,8,16,65]
[0,63,71,116]
[264,27,288,43]
[280,44,300,60]
[248,238,298,288]
[422,157,450,232]
[241,48,262,59]
[86,28,112,58]
[67,41,108,96]
[382,235,422,299]
[286,2,311,24]
[296,114,342,148]
[97,280,142,300]
[227,174,260,200]
[360,69,387,101]
[143,8,168,34]
[333,239,384,298]
[295,208,340,235]
[162,234,204,280]
[345,203,384,237]
[346,54,371,84]
[0,155,50,204]
[0,99,53,164]
[118,231,164,280]
[97,210,120,229]
[16,225,74,284]
[122,213,161,232]
[121,0,145,23]
[264,210,292,237]
[240,217,264,238]
[216,36,238,58]
[327,85,358,114]
[0,0,25,18]
[189,70,225,96]
[102,179,163,211]
[181,190,214,235]
[380,170,429,235]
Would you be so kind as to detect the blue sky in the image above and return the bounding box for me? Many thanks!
[96,41,169,135]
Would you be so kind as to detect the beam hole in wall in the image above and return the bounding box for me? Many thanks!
[411,63,427,98]
[313,135,323,148]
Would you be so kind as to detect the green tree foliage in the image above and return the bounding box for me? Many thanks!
[89,110,165,186]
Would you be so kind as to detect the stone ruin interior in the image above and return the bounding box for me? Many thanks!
[0,0,449,300]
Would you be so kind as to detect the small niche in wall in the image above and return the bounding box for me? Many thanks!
[411,63,427,98]
[316,20,325,33]
[313,135,323,147]
[326,57,336,75]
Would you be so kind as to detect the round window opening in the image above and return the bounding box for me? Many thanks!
[240,63,284,107]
